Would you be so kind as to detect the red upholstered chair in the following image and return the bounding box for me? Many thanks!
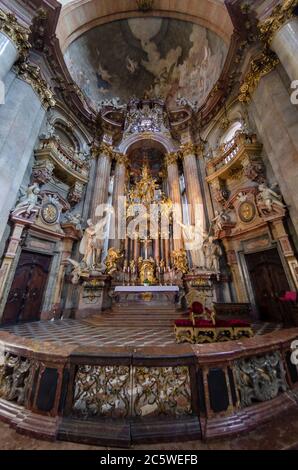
[190,302,216,326]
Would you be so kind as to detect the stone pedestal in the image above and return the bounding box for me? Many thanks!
[76,274,112,319]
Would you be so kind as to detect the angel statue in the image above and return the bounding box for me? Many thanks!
[211,209,231,232]
[257,183,286,214]
[67,259,86,285]
[13,183,41,216]
[79,208,113,271]
[172,249,189,274]
[105,248,123,275]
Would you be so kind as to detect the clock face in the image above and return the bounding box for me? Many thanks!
[41,202,59,224]
[239,201,256,223]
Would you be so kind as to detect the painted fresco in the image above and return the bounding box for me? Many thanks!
[64,17,228,110]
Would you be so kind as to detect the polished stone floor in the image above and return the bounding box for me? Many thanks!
[0,318,282,347]
[0,406,298,450]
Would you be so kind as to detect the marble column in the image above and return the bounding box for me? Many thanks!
[249,69,298,234]
[91,144,112,220]
[165,153,183,250]
[0,76,46,245]
[110,154,128,250]
[0,32,19,82]
[271,18,298,84]
[181,143,205,227]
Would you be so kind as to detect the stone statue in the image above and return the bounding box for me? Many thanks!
[105,248,123,275]
[79,209,112,270]
[212,209,231,232]
[65,212,82,231]
[177,221,205,268]
[257,183,286,213]
[13,183,41,216]
[67,259,86,285]
[203,236,222,272]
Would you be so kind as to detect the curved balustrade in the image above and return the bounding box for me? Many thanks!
[39,138,89,182]
[0,328,297,446]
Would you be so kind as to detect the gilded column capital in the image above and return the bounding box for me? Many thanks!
[259,0,298,45]
[164,152,180,166]
[14,61,56,109]
[114,152,129,167]
[180,143,197,158]
[92,142,114,159]
[0,9,31,59]
[239,50,279,103]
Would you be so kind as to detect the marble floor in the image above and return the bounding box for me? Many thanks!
[0,318,283,347]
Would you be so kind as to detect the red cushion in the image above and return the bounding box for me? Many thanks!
[192,302,204,315]
[194,319,215,328]
[175,319,193,327]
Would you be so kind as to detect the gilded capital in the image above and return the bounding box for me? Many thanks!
[259,0,298,45]
[15,61,56,109]
[180,143,197,158]
[93,142,114,159]
[239,50,279,103]
[164,152,179,166]
[114,153,129,166]
[0,9,31,59]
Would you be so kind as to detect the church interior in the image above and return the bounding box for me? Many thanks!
[0,0,298,450]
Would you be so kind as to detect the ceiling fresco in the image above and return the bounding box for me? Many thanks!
[64,17,228,110]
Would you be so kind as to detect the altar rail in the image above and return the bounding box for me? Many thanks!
[0,329,297,446]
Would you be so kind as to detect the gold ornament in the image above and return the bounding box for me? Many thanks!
[105,247,123,274]
[180,143,197,158]
[15,62,56,109]
[259,0,298,45]
[164,152,179,166]
[172,249,188,274]
[0,9,30,59]
[239,50,279,103]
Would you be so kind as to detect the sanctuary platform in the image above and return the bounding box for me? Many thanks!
[0,316,297,448]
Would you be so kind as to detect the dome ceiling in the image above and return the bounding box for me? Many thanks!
[64,17,228,110]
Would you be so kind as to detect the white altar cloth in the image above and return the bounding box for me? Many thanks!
[115,286,179,293]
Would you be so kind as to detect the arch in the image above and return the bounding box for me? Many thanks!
[57,0,233,52]
[117,132,178,155]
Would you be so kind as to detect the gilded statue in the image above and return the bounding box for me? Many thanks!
[172,249,188,274]
[138,257,156,284]
[105,248,123,275]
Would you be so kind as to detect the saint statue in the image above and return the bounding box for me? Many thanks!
[79,208,112,270]
[203,236,222,272]
[14,183,41,216]
[257,183,286,213]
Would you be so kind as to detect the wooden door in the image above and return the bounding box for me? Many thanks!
[2,251,52,325]
[245,248,290,324]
